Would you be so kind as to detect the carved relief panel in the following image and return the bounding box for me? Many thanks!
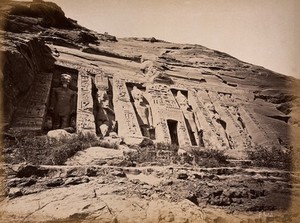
[76,70,95,132]
[189,89,227,150]
[93,72,117,137]
[146,84,191,147]
[112,77,143,139]
[11,72,53,130]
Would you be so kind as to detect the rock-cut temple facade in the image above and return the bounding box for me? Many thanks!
[6,39,291,160]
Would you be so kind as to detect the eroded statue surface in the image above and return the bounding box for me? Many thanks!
[50,74,77,129]
[175,90,202,146]
[131,86,154,138]
[95,89,116,138]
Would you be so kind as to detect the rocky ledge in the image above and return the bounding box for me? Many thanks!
[1,1,300,222]
[1,146,300,223]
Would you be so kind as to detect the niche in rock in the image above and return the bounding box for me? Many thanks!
[45,65,78,132]
[92,75,117,138]
[171,88,198,146]
[126,83,155,140]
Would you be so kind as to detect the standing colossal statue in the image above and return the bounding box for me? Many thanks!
[131,86,154,138]
[50,74,77,129]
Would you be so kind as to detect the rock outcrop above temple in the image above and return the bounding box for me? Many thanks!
[1,0,300,159]
[2,1,300,222]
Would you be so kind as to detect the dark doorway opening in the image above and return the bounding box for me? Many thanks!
[167,119,179,146]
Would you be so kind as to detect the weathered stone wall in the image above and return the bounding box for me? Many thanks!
[146,84,191,147]
[112,75,143,141]
[189,90,227,150]
[3,38,55,129]
[1,0,296,166]
[76,70,95,132]
[1,33,290,160]
[10,72,53,130]
[6,52,284,158]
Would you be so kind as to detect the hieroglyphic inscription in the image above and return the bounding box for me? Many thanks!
[77,113,95,130]
[80,75,93,112]
[114,78,130,102]
[12,73,53,130]
[158,118,171,142]
[115,102,142,137]
[55,61,105,75]
[76,70,95,132]
[112,77,142,138]
[124,109,139,134]
[147,84,179,109]
[146,84,191,146]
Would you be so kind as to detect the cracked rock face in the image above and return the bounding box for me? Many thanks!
[1,150,299,222]
[2,0,299,156]
[1,1,300,222]
[1,147,299,222]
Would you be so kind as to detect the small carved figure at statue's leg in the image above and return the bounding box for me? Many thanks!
[53,114,61,129]
[140,125,150,138]
[44,114,53,131]
[149,127,156,140]
[70,115,76,129]
[198,129,205,147]
[108,120,118,138]
[99,122,109,138]
[96,105,110,138]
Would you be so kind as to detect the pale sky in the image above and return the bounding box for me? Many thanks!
[49,0,300,78]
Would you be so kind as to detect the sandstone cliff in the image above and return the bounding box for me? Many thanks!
[1,1,299,155]
[1,1,300,222]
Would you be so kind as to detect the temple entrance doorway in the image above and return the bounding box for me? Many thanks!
[167,119,179,146]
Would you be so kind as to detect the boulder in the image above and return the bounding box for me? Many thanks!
[112,171,127,178]
[120,145,138,156]
[46,178,64,187]
[78,130,97,139]
[123,136,144,145]
[139,137,154,147]
[64,177,89,186]
[16,164,48,178]
[177,148,187,155]
[176,170,188,180]
[18,178,37,187]
[85,167,98,177]
[47,129,72,140]
[8,188,23,198]
[6,178,36,188]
